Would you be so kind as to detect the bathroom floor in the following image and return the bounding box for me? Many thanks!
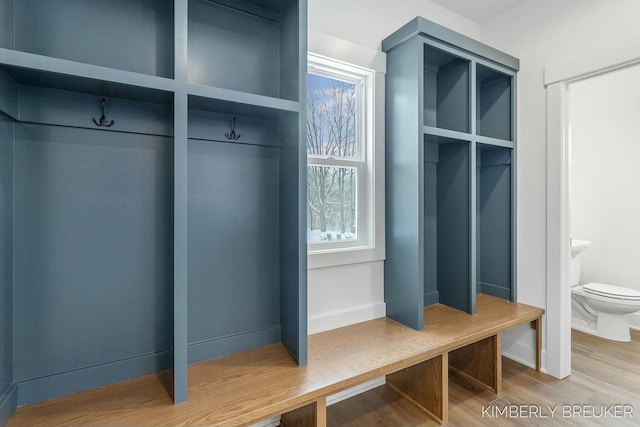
[327,330,640,426]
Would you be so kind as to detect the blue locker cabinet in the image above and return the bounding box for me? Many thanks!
[0,0,308,421]
[382,17,518,330]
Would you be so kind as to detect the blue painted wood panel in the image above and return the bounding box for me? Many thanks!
[188,0,294,100]
[435,141,471,313]
[188,108,280,147]
[0,68,17,119]
[423,44,470,133]
[279,0,302,103]
[13,0,174,77]
[382,17,519,72]
[279,112,307,365]
[384,37,424,331]
[423,144,439,306]
[17,86,173,137]
[0,0,13,50]
[0,113,13,402]
[0,0,308,409]
[477,65,512,141]
[478,147,512,299]
[384,17,516,326]
[279,0,307,364]
[187,139,281,363]
[13,124,173,385]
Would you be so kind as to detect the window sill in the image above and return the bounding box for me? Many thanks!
[307,244,385,269]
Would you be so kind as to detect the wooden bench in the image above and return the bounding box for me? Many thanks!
[8,294,543,427]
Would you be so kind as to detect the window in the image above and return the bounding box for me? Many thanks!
[307,55,374,252]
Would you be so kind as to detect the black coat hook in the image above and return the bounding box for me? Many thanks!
[225,116,241,140]
[93,98,114,127]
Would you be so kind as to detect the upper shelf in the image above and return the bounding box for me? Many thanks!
[188,0,301,102]
[382,16,519,72]
[0,0,305,111]
[3,0,174,79]
[476,64,513,141]
[0,50,175,109]
[423,44,470,134]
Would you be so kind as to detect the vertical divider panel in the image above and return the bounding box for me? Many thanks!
[0,0,13,50]
[295,0,308,365]
[173,0,189,404]
[0,102,15,426]
[511,74,518,302]
[423,142,438,306]
[384,37,425,331]
[280,0,308,365]
[470,61,477,312]
[469,140,477,314]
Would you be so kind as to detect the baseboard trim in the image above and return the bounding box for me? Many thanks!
[479,282,511,300]
[248,415,280,427]
[327,377,386,406]
[308,303,386,334]
[424,291,439,306]
[0,384,17,427]
[188,326,281,365]
[502,336,546,373]
[17,350,172,407]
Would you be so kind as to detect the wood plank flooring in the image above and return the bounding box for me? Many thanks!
[327,329,640,426]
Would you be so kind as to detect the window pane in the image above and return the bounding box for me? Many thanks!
[307,166,357,243]
[307,74,357,158]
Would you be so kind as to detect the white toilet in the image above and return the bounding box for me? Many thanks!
[570,239,640,342]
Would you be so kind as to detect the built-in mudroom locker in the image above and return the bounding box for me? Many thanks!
[0,0,307,422]
[383,17,518,330]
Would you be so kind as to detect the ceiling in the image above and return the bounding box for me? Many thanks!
[429,0,524,23]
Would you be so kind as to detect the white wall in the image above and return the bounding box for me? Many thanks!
[309,0,482,52]
[482,0,640,309]
[480,0,640,365]
[569,64,640,291]
[308,0,640,369]
[307,0,483,334]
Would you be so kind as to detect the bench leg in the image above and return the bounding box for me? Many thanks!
[449,334,502,394]
[280,398,326,427]
[533,317,542,372]
[386,353,448,423]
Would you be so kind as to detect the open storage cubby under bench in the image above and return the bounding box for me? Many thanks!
[7,294,544,427]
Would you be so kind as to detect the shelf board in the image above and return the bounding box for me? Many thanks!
[0,48,175,103]
[423,126,515,149]
[188,83,300,114]
[423,125,472,142]
[475,135,514,149]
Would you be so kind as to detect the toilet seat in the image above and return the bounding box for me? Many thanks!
[583,282,640,301]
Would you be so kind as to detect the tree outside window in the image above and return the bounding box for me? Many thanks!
[307,72,362,244]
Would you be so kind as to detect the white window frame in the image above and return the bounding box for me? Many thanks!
[307,53,376,262]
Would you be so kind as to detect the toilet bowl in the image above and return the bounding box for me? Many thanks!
[571,283,640,342]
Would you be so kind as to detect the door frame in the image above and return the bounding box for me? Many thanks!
[544,39,640,378]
